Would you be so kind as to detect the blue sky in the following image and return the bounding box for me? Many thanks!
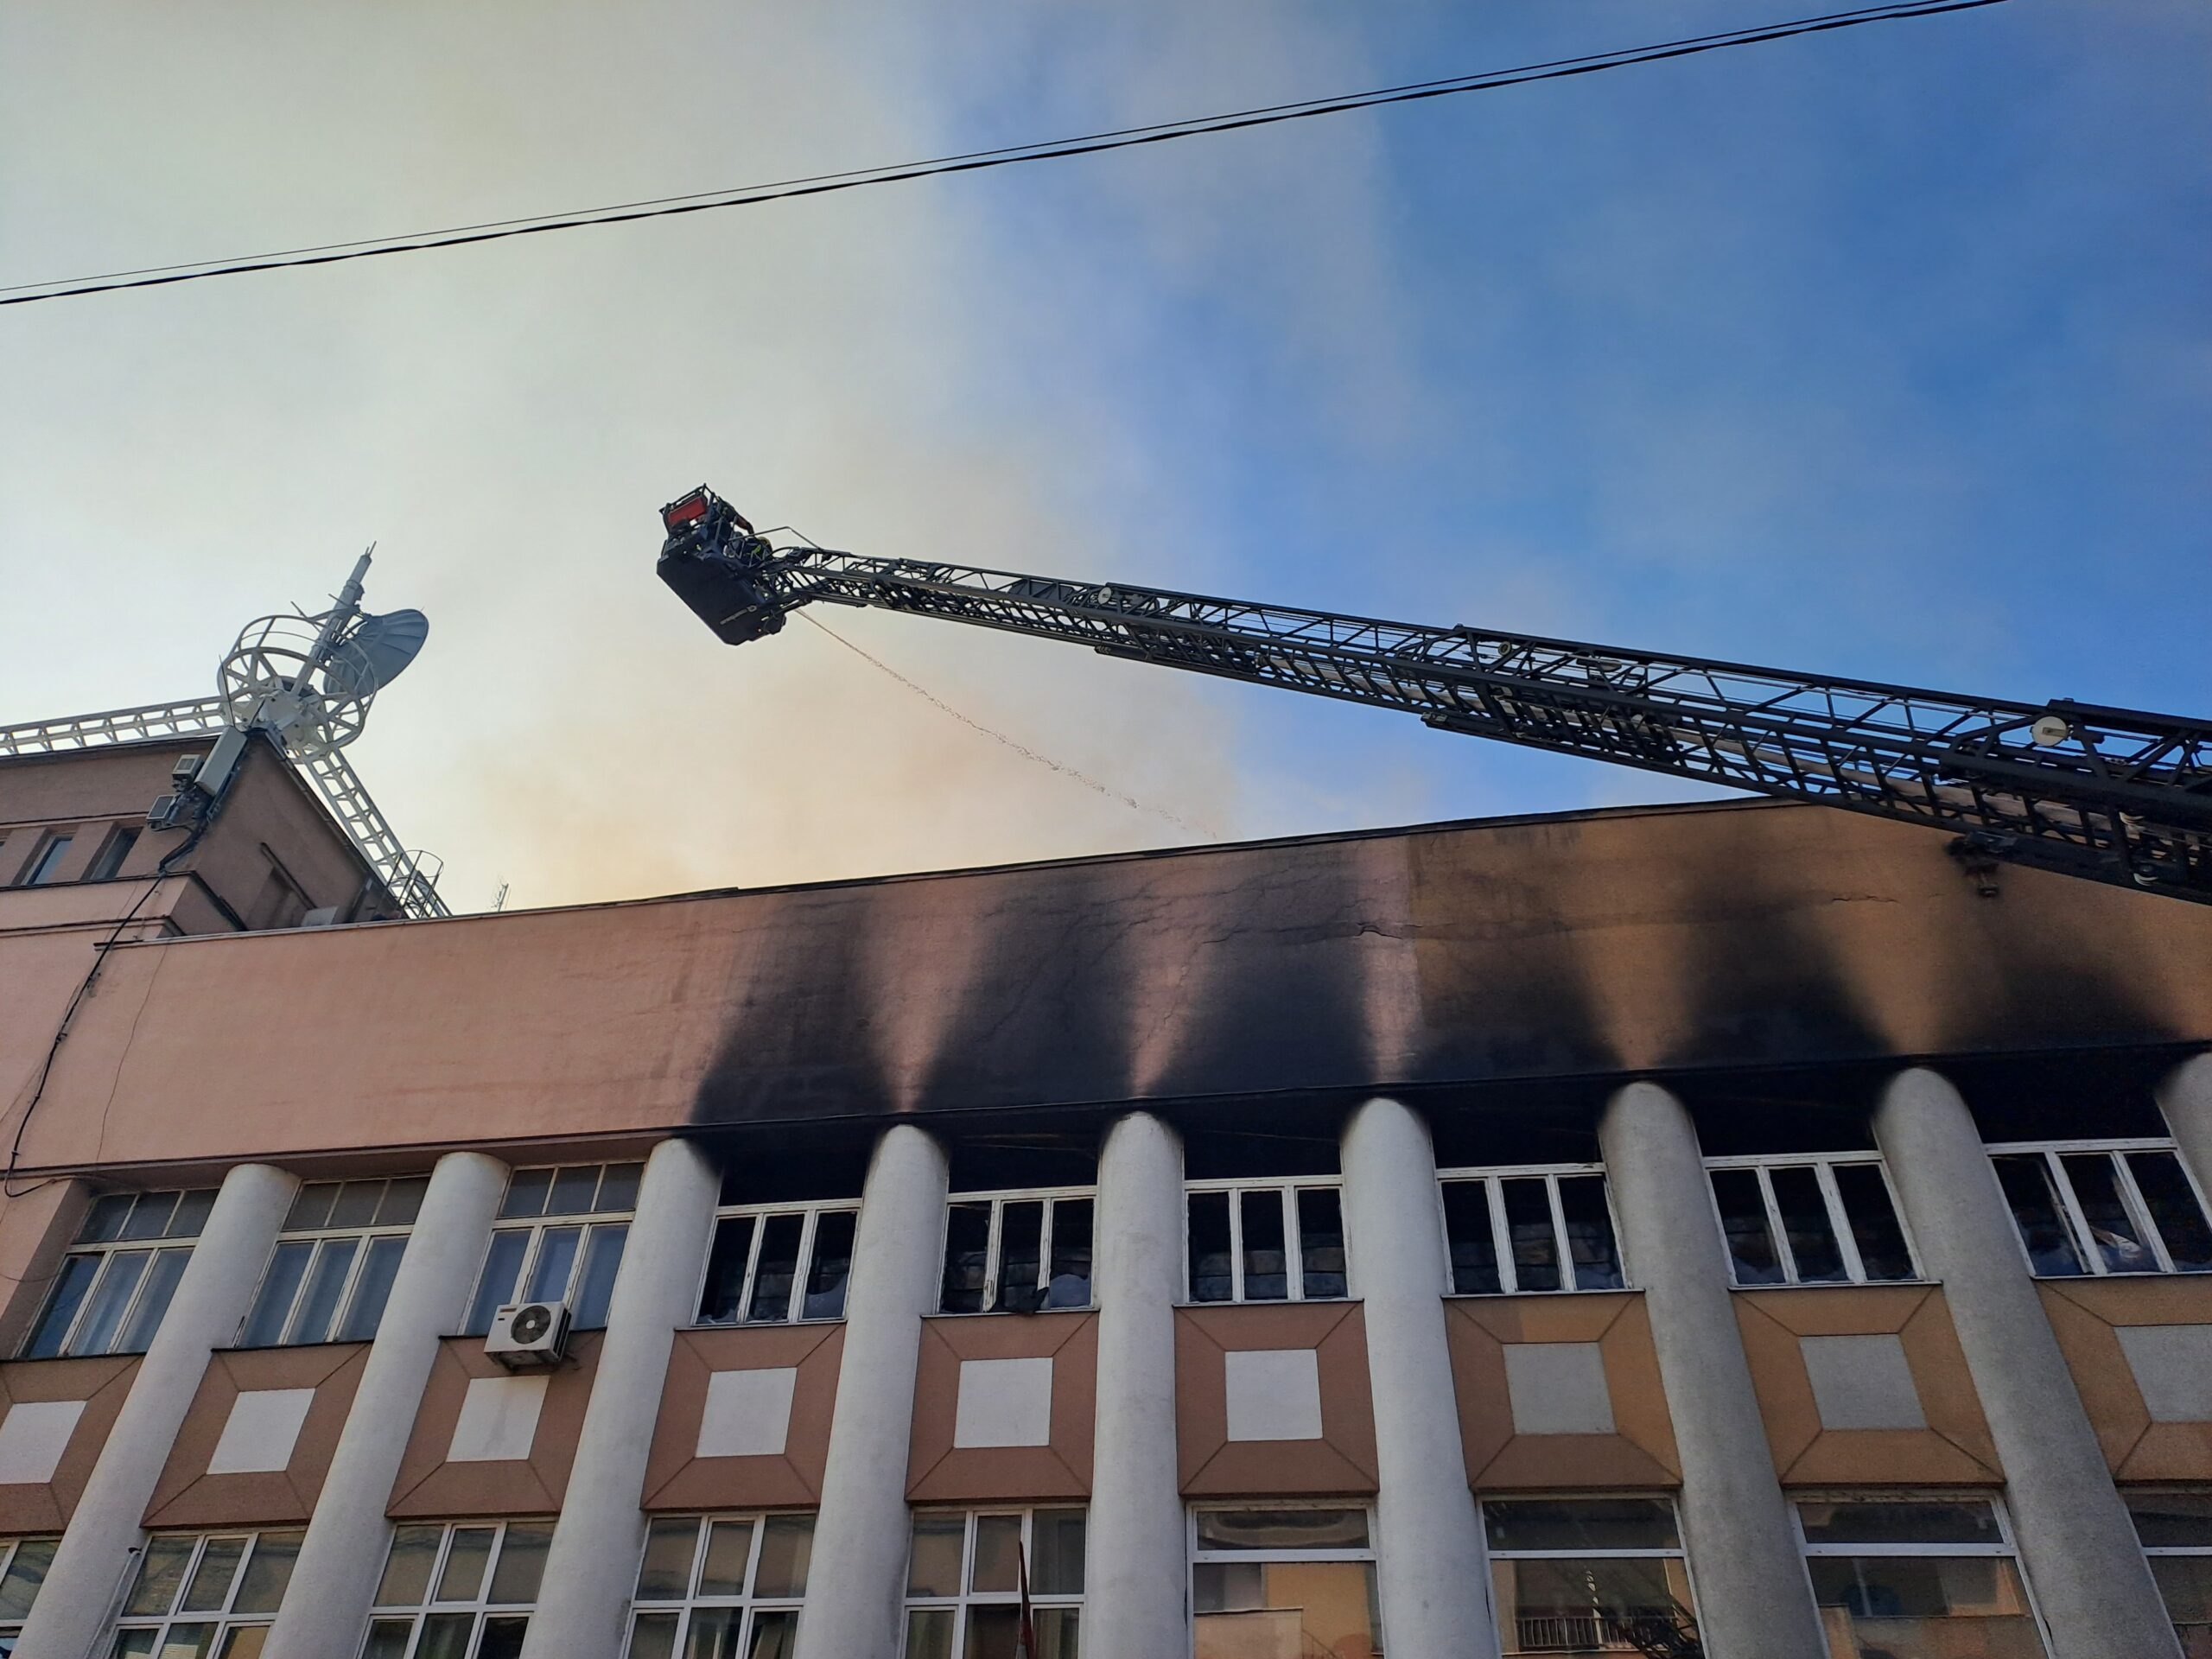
[2,1,2204,906]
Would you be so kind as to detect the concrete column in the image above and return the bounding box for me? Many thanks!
[1339,1097,1497,1659]
[1874,1067,2180,1659]
[796,1124,949,1659]
[264,1150,508,1659]
[1085,1112,1191,1658]
[1598,1083,1824,1659]
[2157,1052,2212,1202]
[21,1162,296,1659]
[522,1136,721,1659]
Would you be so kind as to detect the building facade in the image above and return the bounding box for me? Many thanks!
[3,732,2210,1658]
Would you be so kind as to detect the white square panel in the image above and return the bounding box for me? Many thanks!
[448,1375,548,1463]
[1801,1333,1926,1431]
[696,1368,798,1459]
[207,1387,316,1475]
[0,1399,86,1485]
[2118,1325,2212,1422]
[1504,1343,1616,1436]
[1224,1348,1323,1443]
[953,1357,1054,1449]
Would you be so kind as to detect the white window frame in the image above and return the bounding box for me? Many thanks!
[22,1189,213,1360]
[467,1218,631,1328]
[0,1535,59,1639]
[1436,1161,1626,1296]
[110,1529,302,1652]
[900,1507,1086,1656]
[1188,1502,1382,1652]
[938,1186,1096,1314]
[1479,1493,1700,1656]
[363,1519,549,1657]
[1986,1138,2212,1277]
[1701,1153,1921,1287]
[1183,1178,1349,1304]
[239,1178,424,1348]
[623,1512,811,1656]
[696,1201,861,1325]
[1792,1492,2049,1651]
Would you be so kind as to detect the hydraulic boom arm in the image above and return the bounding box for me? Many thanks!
[656,486,2212,902]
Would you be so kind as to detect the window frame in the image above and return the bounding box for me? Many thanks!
[0,1535,59,1639]
[900,1506,1086,1657]
[1987,1138,2212,1278]
[362,1518,550,1658]
[1183,1177,1350,1305]
[1436,1160,1626,1296]
[622,1510,812,1657]
[1702,1152,1921,1287]
[461,1164,642,1336]
[1790,1492,2050,1654]
[238,1178,424,1350]
[1479,1493,1701,1658]
[109,1528,303,1653]
[21,1189,213,1361]
[695,1200,861,1327]
[937,1186,1095,1315]
[19,830,75,887]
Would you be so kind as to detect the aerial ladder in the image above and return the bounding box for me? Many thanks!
[654,486,2212,904]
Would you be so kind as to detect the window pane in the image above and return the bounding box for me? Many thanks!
[1239,1191,1289,1301]
[337,1236,409,1343]
[416,1613,474,1659]
[465,1231,530,1336]
[216,1628,269,1659]
[1196,1561,1376,1659]
[1030,1608,1078,1659]
[1298,1189,1348,1300]
[283,1184,340,1233]
[994,1203,1046,1313]
[698,1216,757,1325]
[328,1182,384,1229]
[1031,1509,1085,1596]
[2150,1556,2212,1633]
[377,1177,429,1226]
[435,1527,495,1602]
[0,1536,56,1620]
[635,1517,699,1599]
[1558,1177,1624,1291]
[124,1535,197,1615]
[23,834,71,884]
[680,1608,737,1659]
[180,1536,245,1611]
[500,1170,552,1219]
[904,1610,956,1659]
[573,1225,628,1329]
[1500,1179,1560,1294]
[240,1243,315,1347]
[168,1190,216,1238]
[1710,1168,1786,1286]
[290,1237,361,1344]
[1770,1165,1847,1282]
[747,1214,804,1323]
[361,1621,413,1659]
[524,1226,582,1303]
[1044,1200,1092,1310]
[1187,1192,1234,1303]
[79,1192,137,1243]
[1440,1181,1500,1295]
[1807,1556,2040,1654]
[2065,1152,2158,1273]
[697,1518,754,1597]
[746,1610,798,1659]
[940,1205,991,1314]
[1491,1556,1698,1658]
[22,1252,101,1358]
[376,1524,444,1607]
[1796,1499,2002,1547]
[906,1515,966,1598]
[1834,1163,1916,1281]
[120,1192,180,1241]
[754,1516,813,1599]
[2131,1490,2212,1548]
[548,1166,601,1217]
[488,1523,551,1604]
[2132,1152,2212,1273]
[628,1614,680,1659]
[232,1530,302,1614]
[149,1624,216,1658]
[804,1211,858,1319]
[963,1606,1026,1659]
[477,1616,529,1659]
[596,1163,643,1213]
[118,1249,190,1354]
[111,1632,159,1659]
[1993,1155,2086,1275]
[72,1250,152,1356]
[1485,1497,1681,1553]
[1195,1509,1370,1552]
[970,1515,1021,1593]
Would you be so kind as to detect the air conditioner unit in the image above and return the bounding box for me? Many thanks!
[485,1300,571,1368]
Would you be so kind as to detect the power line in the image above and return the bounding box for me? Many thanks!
[1,0,2007,308]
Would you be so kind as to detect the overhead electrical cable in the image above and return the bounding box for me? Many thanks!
[1,0,2008,308]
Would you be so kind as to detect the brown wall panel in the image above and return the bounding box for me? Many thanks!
[0,1354,137,1533]
[1735,1286,1999,1487]
[644,1325,842,1513]
[2042,1277,2212,1481]
[388,1335,601,1519]
[144,1343,368,1528]
[1176,1303,1376,1497]
[0,1181,90,1358]
[1445,1293,1679,1490]
[907,1313,1096,1503]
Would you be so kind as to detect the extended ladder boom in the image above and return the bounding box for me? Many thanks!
[656,487,2212,902]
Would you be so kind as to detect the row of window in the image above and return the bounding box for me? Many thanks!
[1,822,140,888]
[25,1141,2212,1362]
[12,1491,2207,1657]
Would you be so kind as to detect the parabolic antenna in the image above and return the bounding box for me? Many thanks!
[215,551,428,760]
[324,609,429,702]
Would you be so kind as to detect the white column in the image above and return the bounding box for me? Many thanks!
[1339,1097,1497,1659]
[522,1136,721,1659]
[264,1150,507,1659]
[21,1162,296,1659]
[1598,1083,1825,1659]
[2158,1052,2212,1201]
[1874,1067,2180,1659]
[1085,1112,1190,1657]
[795,1124,948,1659]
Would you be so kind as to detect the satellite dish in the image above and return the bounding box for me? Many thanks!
[324,609,429,701]
[216,554,430,760]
